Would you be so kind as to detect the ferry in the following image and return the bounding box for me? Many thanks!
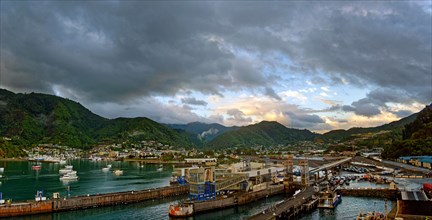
[317,190,341,209]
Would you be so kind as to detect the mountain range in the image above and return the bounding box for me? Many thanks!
[0,89,425,156]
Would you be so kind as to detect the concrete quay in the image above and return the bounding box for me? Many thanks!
[336,188,399,199]
[247,187,315,220]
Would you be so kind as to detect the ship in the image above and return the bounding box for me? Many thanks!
[317,189,341,209]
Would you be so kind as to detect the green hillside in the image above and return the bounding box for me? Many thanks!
[322,113,417,141]
[382,104,432,159]
[0,89,194,154]
[206,121,319,148]
[165,122,239,147]
[97,117,193,148]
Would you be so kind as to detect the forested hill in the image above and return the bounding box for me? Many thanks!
[206,121,319,148]
[382,104,432,159]
[0,89,193,149]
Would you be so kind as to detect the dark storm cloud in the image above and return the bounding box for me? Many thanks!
[393,110,414,118]
[284,111,325,128]
[1,1,430,116]
[181,97,208,106]
[338,88,417,117]
[264,87,282,100]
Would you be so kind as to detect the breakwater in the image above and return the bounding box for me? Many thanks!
[336,188,398,199]
[0,185,189,217]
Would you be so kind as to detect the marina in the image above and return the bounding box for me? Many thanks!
[0,157,431,219]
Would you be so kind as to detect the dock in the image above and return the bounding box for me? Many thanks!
[0,185,189,217]
[247,186,315,220]
[336,188,398,199]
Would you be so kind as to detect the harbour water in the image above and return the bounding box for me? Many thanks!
[0,160,428,219]
[0,160,171,201]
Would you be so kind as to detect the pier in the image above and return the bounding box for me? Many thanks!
[336,188,399,199]
[247,187,316,220]
[0,185,189,217]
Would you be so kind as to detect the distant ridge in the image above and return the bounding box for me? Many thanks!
[205,121,319,148]
[322,113,418,141]
[165,122,239,146]
[0,88,425,155]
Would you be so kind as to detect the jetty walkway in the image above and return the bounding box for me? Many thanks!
[248,187,315,220]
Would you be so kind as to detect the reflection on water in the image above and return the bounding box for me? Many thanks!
[0,160,172,201]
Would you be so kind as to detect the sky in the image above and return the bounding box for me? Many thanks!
[1,1,431,133]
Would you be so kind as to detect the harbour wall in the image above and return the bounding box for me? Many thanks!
[193,184,285,214]
[0,185,189,217]
[238,185,284,205]
[0,201,52,217]
[336,188,398,199]
[53,185,189,211]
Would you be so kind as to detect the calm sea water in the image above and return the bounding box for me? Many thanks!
[0,160,429,220]
[0,160,171,200]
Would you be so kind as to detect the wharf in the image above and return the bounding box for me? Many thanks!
[191,184,285,214]
[0,185,189,217]
[248,186,315,220]
[336,188,398,199]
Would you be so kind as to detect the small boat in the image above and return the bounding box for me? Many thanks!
[169,203,194,217]
[60,171,78,181]
[102,167,110,172]
[107,164,112,168]
[113,170,123,175]
[59,165,73,174]
[157,167,163,172]
[318,190,341,209]
[32,165,41,170]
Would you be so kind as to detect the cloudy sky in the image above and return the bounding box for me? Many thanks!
[1,1,431,133]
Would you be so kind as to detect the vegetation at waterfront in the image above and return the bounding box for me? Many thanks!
[0,139,27,158]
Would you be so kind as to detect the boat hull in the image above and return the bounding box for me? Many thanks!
[168,204,193,218]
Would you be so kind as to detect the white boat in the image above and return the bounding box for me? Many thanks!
[107,164,112,168]
[59,160,67,165]
[59,166,73,174]
[157,167,163,172]
[60,171,78,180]
[0,168,4,173]
[113,170,123,175]
[102,167,110,172]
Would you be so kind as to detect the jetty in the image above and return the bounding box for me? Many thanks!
[248,186,316,220]
[0,185,189,217]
